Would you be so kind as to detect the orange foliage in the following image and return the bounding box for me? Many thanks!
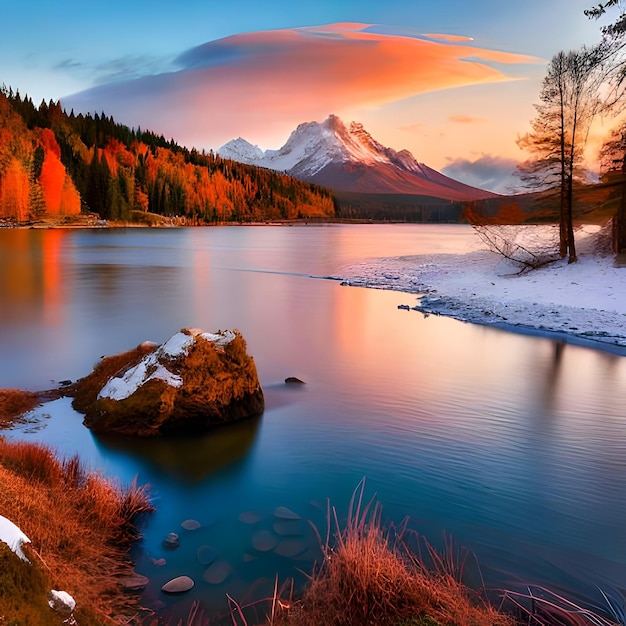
[0,159,29,220]
[59,176,81,215]
[39,150,66,214]
[37,127,61,158]
[32,127,80,216]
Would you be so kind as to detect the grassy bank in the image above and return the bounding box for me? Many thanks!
[0,437,153,624]
[0,389,41,428]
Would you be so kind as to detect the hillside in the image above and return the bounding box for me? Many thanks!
[0,88,335,224]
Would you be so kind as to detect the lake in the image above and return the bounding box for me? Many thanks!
[1,224,625,621]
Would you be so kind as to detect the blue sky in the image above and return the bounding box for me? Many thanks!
[1,0,613,191]
[2,0,604,101]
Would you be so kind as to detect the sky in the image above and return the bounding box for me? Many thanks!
[1,0,616,193]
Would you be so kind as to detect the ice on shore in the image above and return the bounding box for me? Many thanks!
[336,226,626,351]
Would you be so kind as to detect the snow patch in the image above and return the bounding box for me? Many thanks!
[202,330,236,346]
[217,114,422,177]
[0,515,31,562]
[98,330,236,401]
[337,227,626,351]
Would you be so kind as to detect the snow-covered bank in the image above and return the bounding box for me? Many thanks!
[336,227,626,353]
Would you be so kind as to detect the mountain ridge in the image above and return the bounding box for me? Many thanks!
[219,115,498,201]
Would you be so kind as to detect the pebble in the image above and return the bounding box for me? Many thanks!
[161,575,194,593]
[196,545,218,566]
[239,511,261,524]
[162,532,180,549]
[274,506,300,520]
[252,530,279,552]
[274,538,308,558]
[202,560,232,584]
[181,519,201,531]
[120,573,149,591]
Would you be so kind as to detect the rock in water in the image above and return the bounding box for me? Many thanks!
[181,519,201,531]
[197,544,218,566]
[252,530,279,552]
[162,575,195,593]
[162,532,180,549]
[121,573,149,592]
[274,506,301,520]
[202,560,232,584]
[71,328,264,436]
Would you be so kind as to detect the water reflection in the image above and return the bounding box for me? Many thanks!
[2,226,626,618]
[92,416,262,483]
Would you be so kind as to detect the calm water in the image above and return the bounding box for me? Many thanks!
[1,225,625,619]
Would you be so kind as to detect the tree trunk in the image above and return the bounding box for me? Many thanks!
[617,147,626,253]
[566,173,577,263]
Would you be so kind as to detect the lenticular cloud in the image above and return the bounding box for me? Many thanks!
[62,23,540,151]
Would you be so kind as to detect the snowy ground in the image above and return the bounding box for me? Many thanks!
[336,225,626,354]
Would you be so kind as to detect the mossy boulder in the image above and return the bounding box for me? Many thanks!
[71,328,264,436]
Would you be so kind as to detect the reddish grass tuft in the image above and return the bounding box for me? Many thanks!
[0,388,40,427]
[0,437,153,624]
[270,479,516,626]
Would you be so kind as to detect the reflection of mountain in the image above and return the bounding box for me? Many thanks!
[92,416,262,483]
[219,114,497,201]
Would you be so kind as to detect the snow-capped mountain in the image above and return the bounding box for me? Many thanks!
[218,115,496,201]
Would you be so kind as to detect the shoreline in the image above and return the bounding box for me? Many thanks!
[335,230,626,356]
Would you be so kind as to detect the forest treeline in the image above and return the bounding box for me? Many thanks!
[0,87,336,224]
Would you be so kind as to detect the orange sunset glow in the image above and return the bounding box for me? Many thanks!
[63,23,543,176]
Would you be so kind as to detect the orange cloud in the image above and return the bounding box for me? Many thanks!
[423,33,475,43]
[449,115,484,124]
[63,23,541,151]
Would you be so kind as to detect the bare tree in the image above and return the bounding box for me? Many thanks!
[517,46,605,263]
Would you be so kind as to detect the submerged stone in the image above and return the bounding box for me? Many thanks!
[162,575,195,593]
[274,506,300,520]
[196,544,218,566]
[252,530,279,552]
[273,520,304,536]
[162,532,179,549]
[274,538,308,558]
[202,560,232,584]
[238,511,261,524]
[121,573,149,592]
[181,519,201,531]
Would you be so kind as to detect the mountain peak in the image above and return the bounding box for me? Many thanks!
[217,115,496,200]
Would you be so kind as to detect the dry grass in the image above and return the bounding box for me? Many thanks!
[0,437,153,624]
[137,482,619,626]
[265,480,515,626]
[69,342,157,415]
[0,388,41,428]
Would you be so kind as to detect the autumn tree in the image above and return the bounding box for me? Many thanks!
[598,122,626,249]
[517,46,605,263]
[587,1,626,251]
